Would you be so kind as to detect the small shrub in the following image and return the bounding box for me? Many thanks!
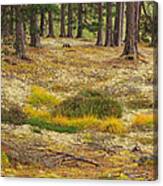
[28,86,61,108]
[1,104,27,124]
[132,113,155,131]
[53,90,123,118]
[100,117,126,134]
[23,117,79,133]
[23,105,51,121]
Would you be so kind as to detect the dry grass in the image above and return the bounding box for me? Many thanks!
[99,117,127,134]
[132,113,155,130]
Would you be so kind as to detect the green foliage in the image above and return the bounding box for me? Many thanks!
[24,117,79,133]
[53,90,123,118]
[1,104,27,125]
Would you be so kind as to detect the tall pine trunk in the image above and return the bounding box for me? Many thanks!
[30,9,41,47]
[122,2,137,59]
[40,9,45,36]
[67,4,73,38]
[15,6,26,59]
[96,3,103,46]
[60,4,66,37]
[114,2,122,46]
[152,2,158,47]
[121,2,125,43]
[134,2,140,52]
[76,3,83,38]
[48,10,54,37]
[9,6,14,35]
[105,2,112,47]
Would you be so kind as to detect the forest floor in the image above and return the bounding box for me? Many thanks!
[1,37,157,180]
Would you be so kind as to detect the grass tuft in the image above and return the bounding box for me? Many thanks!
[99,117,126,134]
[28,85,61,109]
[132,113,155,131]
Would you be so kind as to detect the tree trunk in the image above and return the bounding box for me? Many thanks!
[76,3,83,38]
[40,9,45,36]
[30,9,41,47]
[48,10,54,37]
[114,2,122,46]
[60,4,66,37]
[122,2,137,59]
[134,2,140,52]
[15,6,26,59]
[96,3,103,46]
[121,2,125,43]
[67,4,73,38]
[138,2,142,42]
[152,2,158,47]
[9,6,14,35]
[105,2,112,47]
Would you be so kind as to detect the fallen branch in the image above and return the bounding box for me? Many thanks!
[43,151,99,167]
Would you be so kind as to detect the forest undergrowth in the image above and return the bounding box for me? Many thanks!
[1,37,157,180]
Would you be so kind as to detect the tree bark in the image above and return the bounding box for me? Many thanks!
[96,3,103,46]
[122,2,137,59]
[9,6,14,35]
[134,2,140,52]
[121,2,125,43]
[60,4,66,37]
[114,2,122,46]
[30,9,41,47]
[152,2,158,47]
[15,6,26,59]
[105,2,112,47]
[76,3,83,38]
[48,10,54,37]
[40,9,45,36]
[67,4,73,38]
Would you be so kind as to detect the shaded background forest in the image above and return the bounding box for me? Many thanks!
[1,1,157,60]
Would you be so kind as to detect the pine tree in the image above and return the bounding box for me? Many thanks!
[105,2,113,47]
[15,6,26,59]
[122,2,138,59]
[76,3,83,38]
[60,4,66,37]
[67,4,73,38]
[96,3,103,46]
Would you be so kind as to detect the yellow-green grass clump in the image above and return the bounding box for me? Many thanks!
[52,115,101,129]
[23,104,52,122]
[132,113,156,131]
[99,117,127,134]
[28,85,61,109]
